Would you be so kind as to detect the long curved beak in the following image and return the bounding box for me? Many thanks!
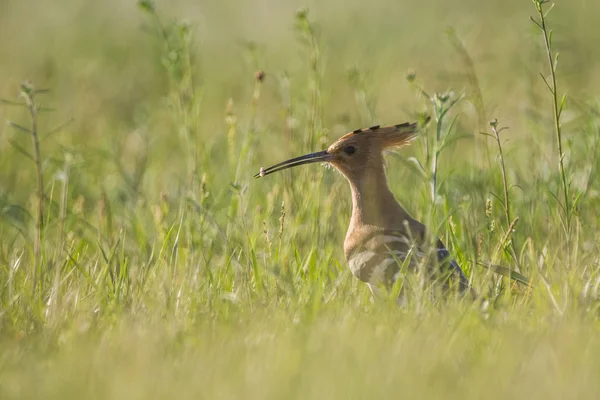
[254,150,331,178]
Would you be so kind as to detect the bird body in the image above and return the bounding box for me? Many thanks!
[256,120,473,300]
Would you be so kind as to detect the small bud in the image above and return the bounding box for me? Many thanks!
[279,201,286,238]
[405,70,416,83]
[259,167,265,177]
[200,173,210,201]
[176,20,191,35]
[448,215,456,234]
[73,195,85,215]
[255,70,265,82]
[138,0,155,12]
[434,92,450,104]
[226,98,234,116]
[295,7,308,20]
[20,80,34,95]
[263,221,272,253]
[152,204,164,227]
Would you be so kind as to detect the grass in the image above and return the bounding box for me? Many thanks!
[1,0,600,398]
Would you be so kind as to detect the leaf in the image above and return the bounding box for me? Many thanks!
[447,92,465,110]
[489,191,506,208]
[97,240,110,264]
[547,190,568,233]
[571,191,583,215]
[547,190,566,216]
[0,99,25,107]
[7,120,31,134]
[558,94,567,118]
[406,156,426,175]
[391,155,426,179]
[250,247,263,292]
[539,73,553,93]
[38,106,56,113]
[7,139,34,162]
[529,16,542,30]
[1,204,32,236]
[508,184,524,194]
[41,118,74,141]
[495,126,510,135]
[543,2,555,18]
[66,241,99,290]
[137,0,156,13]
[438,132,472,154]
[478,262,533,287]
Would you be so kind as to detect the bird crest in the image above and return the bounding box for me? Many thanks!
[330,119,427,152]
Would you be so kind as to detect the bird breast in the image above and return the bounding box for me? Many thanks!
[345,230,418,287]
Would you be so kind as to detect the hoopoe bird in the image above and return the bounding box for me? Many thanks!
[255,120,475,301]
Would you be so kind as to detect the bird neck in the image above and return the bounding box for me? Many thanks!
[347,163,410,230]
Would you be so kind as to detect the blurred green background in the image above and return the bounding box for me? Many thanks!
[1,0,599,207]
[1,0,599,241]
[1,1,600,399]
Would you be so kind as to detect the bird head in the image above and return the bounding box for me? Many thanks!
[255,119,427,181]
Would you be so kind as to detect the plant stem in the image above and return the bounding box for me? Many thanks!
[488,119,521,269]
[22,85,44,273]
[490,120,511,227]
[533,0,570,228]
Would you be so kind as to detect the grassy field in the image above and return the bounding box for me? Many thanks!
[1,0,600,398]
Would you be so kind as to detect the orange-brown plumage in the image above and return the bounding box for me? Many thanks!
[256,120,473,300]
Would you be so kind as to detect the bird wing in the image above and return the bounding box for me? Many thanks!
[433,239,472,295]
[346,227,473,296]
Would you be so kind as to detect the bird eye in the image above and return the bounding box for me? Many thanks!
[344,145,356,155]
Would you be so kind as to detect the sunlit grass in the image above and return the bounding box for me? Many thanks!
[1,0,600,398]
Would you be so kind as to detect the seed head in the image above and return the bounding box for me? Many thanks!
[255,70,265,82]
